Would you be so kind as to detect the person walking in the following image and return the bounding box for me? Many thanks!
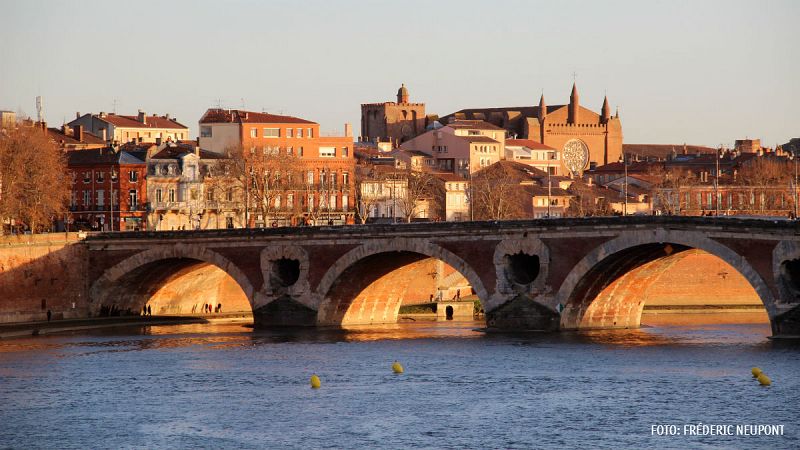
[147,305,152,316]
[46,309,52,322]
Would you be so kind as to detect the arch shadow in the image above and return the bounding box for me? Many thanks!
[555,229,774,331]
[315,239,489,326]
[89,244,256,315]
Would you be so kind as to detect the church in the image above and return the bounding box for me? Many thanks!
[439,83,623,175]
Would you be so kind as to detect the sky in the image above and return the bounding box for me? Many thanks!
[0,0,798,147]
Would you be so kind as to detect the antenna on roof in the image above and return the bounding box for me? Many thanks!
[215,98,223,108]
[240,98,246,109]
[35,96,44,123]
[112,98,119,114]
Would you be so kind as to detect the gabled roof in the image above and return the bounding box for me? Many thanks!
[445,120,506,131]
[79,113,188,130]
[149,144,226,160]
[506,139,556,150]
[460,135,501,144]
[47,127,105,146]
[199,108,316,125]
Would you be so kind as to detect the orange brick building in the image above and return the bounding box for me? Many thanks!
[198,109,356,225]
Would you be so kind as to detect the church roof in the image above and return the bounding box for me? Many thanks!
[506,139,556,150]
[445,120,506,131]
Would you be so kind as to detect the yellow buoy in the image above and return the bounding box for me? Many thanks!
[757,373,771,386]
[392,361,404,374]
[310,374,321,389]
[751,367,762,377]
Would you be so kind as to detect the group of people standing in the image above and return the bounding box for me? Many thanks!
[192,303,222,314]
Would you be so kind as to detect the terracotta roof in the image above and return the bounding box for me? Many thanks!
[199,108,316,125]
[506,139,555,150]
[47,127,105,146]
[445,120,506,131]
[461,135,501,143]
[623,143,717,159]
[432,172,466,182]
[95,113,188,130]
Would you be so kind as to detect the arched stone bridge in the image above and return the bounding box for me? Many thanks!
[85,217,800,337]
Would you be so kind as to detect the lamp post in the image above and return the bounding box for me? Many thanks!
[618,153,628,216]
[547,162,552,218]
[715,146,722,216]
[794,152,798,220]
[110,168,116,231]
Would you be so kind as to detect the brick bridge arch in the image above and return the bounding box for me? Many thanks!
[555,229,774,330]
[89,244,256,315]
[315,238,489,325]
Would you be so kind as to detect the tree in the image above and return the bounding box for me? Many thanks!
[470,164,528,220]
[354,166,383,224]
[220,145,303,227]
[566,180,612,217]
[648,165,696,214]
[396,169,443,223]
[0,125,70,234]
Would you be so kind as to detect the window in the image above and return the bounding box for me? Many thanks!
[129,190,138,208]
[83,191,91,206]
[129,171,138,182]
[297,128,303,138]
[307,128,313,138]
[307,194,314,211]
[97,190,105,207]
[190,189,198,201]
[96,171,105,183]
[330,173,337,189]
[307,171,314,185]
[83,172,90,183]
[342,172,349,186]
[250,128,258,138]
[342,147,349,157]
[287,194,294,208]
[329,194,337,209]
[168,189,176,202]
[320,171,326,186]
[207,190,215,201]
[287,128,293,138]
[274,196,281,209]
[156,189,163,203]
[320,147,336,157]
[299,147,304,157]
[263,128,280,138]
[287,146,293,155]
[341,194,348,209]
[201,127,213,138]
[226,188,234,202]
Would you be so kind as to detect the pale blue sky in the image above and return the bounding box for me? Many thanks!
[1,0,797,147]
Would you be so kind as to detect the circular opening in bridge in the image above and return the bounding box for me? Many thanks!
[505,252,540,285]
[561,244,768,331]
[94,257,252,319]
[322,251,485,327]
[779,258,800,294]
[271,258,300,287]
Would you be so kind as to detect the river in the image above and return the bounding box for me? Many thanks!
[0,320,797,449]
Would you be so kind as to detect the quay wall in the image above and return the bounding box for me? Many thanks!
[0,233,89,323]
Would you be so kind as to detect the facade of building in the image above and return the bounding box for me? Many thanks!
[69,111,189,144]
[67,147,148,231]
[399,120,505,176]
[505,139,561,175]
[360,84,428,146]
[198,109,356,225]
[146,143,242,230]
[439,173,470,221]
[440,83,623,175]
[0,110,16,128]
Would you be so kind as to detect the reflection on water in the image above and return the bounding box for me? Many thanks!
[0,320,798,449]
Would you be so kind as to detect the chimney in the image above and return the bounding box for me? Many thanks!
[99,111,106,118]
[138,110,147,124]
[344,123,353,137]
[164,113,170,120]
[74,125,84,142]
[76,112,81,119]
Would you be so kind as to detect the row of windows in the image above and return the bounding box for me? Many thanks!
[476,145,498,154]
[249,127,314,139]
[123,131,184,140]
[76,170,139,184]
[248,146,349,158]
[71,189,138,207]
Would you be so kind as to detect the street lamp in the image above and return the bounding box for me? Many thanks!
[618,153,628,216]
[715,145,723,216]
[546,162,552,218]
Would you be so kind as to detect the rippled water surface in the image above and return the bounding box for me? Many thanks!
[0,321,798,449]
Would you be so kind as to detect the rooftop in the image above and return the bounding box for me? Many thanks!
[200,108,316,125]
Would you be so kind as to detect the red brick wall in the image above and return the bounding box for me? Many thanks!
[0,234,88,322]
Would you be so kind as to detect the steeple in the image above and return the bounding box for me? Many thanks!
[568,82,579,124]
[601,95,610,124]
[537,94,547,121]
[397,83,409,104]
